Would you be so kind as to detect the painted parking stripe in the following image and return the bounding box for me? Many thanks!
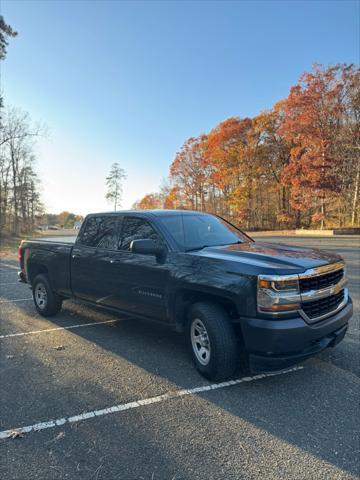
[0,282,24,286]
[0,366,304,439]
[0,318,121,339]
[0,298,33,303]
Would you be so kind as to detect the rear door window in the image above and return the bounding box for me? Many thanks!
[78,216,119,249]
[119,217,160,251]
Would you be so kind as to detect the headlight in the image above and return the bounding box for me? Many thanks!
[257,274,301,315]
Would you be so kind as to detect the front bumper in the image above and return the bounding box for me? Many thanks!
[240,298,353,373]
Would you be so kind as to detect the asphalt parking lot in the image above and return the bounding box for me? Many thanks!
[0,236,359,480]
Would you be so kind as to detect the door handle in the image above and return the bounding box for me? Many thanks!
[109,259,121,264]
[72,253,81,258]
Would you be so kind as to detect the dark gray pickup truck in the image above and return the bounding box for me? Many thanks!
[18,210,353,380]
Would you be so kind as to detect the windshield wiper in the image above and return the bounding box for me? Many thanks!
[186,241,244,252]
[185,245,210,252]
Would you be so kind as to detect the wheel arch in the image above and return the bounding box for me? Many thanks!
[171,288,241,334]
[27,263,49,286]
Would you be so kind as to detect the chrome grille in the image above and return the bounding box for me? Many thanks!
[301,290,345,320]
[299,268,344,292]
[298,262,347,323]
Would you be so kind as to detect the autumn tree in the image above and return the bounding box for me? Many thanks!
[336,65,360,226]
[105,163,127,211]
[170,135,209,211]
[166,115,292,228]
[135,63,359,230]
[205,117,257,225]
[251,106,292,227]
[134,193,163,210]
[280,64,357,228]
[57,211,71,227]
[163,186,181,209]
[56,211,79,228]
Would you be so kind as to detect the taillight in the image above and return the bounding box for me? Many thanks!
[18,245,23,265]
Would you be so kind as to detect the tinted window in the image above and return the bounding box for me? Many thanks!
[159,213,250,251]
[119,217,160,251]
[157,215,185,246]
[79,216,118,249]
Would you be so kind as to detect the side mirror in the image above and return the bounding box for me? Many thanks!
[130,239,167,257]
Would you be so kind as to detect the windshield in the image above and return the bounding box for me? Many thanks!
[159,213,251,251]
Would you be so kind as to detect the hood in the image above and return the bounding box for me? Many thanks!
[190,241,343,275]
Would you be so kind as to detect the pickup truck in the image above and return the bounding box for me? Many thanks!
[18,210,353,380]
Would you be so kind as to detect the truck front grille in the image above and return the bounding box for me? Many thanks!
[301,290,345,320]
[299,268,344,292]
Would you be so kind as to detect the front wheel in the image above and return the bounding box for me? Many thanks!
[33,274,62,317]
[187,302,238,381]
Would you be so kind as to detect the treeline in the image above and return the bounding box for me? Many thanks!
[0,107,44,235]
[134,64,360,230]
[0,17,43,236]
[39,211,83,229]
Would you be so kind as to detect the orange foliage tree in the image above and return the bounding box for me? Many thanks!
[281,65,349,227]
[134,193,163,210]
[134,64,359,229]
[169,135,209,211]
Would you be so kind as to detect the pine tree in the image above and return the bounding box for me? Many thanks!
[105,163,127,211]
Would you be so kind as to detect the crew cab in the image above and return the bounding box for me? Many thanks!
[18,210,353,380]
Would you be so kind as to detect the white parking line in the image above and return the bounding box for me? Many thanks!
[0,264,19,270]
[0,366,304,439]
[0,298,33,303]
[0,318,121,339]
[0,282,23,286]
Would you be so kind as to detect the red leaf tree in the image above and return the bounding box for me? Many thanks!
[280,64,350,228]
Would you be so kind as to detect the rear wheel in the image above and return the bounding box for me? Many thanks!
[187,302,239,381]
[33,274,62,317]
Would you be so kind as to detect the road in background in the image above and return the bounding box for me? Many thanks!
[0,236,359,479]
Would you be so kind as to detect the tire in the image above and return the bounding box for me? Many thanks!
[187,301,238,381]
[32,274,62,317]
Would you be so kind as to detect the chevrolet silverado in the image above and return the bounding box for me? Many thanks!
[18,210,353,380]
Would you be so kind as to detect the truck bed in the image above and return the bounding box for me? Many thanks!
[20,239,74,296]
[30,235,77,244]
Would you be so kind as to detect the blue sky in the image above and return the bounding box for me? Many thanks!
[2,0,359,214]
